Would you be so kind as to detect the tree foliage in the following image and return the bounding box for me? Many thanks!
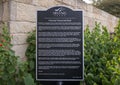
[93,0,120,17]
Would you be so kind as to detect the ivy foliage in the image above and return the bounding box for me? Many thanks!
[25,30,42,85]
[26,30,36,79]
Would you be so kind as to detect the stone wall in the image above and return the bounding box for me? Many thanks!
[0,0,9,34]
[0,0,119,59]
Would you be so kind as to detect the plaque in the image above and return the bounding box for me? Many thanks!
[36,6,84,81]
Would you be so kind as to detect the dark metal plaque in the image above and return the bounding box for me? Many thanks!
[36,6,84,81]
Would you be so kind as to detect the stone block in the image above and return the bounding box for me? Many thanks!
[2,0,8,3]
[93,7,102,15]
[86,12,94,18]
[101,20,115,32]
[112,16,118,22]
[11,34,28,45]
[93,13,101,20]
[16,3,36,21]
[2,1,9,21]
[83,11,87,17]
[99,15,106,21]
[62,0,77,7]
[36,6,47,11]
[108,21,118,32]
[10,1,17,20]
[108,14,117,22]
[55,0,62,2]
[101,20,108,27]
[13,0,32,4]
[101,10,108,19]
[0,3,3,20]
[86,4,93,12]
[12,44,28,59]
[33,0,59,7]
[84,16,88,25]
[76,0,87,11]
[87,17,95,27]
[10,21,35,33]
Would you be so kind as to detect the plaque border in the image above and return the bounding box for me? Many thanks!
[36,6,84,81]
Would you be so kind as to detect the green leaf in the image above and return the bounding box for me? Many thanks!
[114,77,120,85]
[29,61,34,70]
[23,74,35,85]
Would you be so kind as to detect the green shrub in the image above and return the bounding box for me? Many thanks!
[0,24,35,85]
[0,24,19,85]
[25,21,120,85]
[84,22,120,85]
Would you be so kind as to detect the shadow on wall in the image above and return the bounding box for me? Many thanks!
[0,0,3,21]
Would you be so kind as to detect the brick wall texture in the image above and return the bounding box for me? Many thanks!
[0,0,119,59]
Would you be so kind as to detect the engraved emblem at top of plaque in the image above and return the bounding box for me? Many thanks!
[52,7,67,16]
